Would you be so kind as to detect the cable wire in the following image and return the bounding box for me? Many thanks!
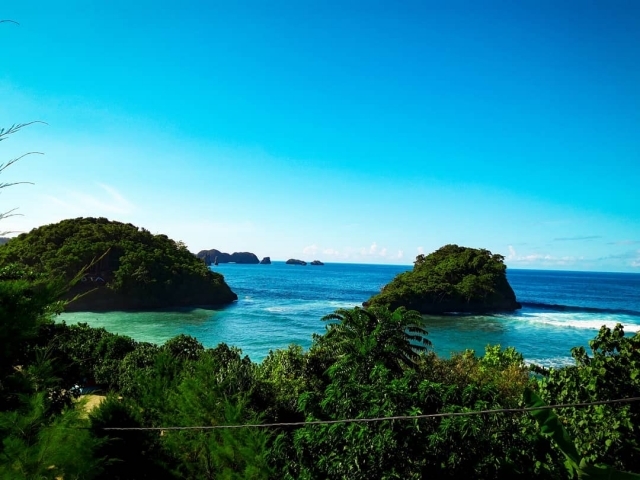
[100,396,640,431]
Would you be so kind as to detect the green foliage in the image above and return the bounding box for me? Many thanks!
[320,306,431,378]
[0,393,102,479]
[524,388,640,479]
[160,354,272,479]
[367,244,519,313]
[535,324,640,474]
[0,217,237,309]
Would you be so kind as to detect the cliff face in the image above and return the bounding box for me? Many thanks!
[197,249,260,264]
[64,278,237,312]
[365,244,521,314]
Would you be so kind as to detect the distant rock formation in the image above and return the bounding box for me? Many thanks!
[260,257,271,264]
[286,259,307,266]
[310,260,324,265]
[197,249,260,265]
[0,237,9,245]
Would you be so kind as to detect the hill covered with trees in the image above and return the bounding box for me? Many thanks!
[0,217,237,311]
[366,244,521,314]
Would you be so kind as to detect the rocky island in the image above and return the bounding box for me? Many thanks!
[310,260,324,265]
[365,244,521,314]
[196,249,260,265]
[286,259,307,265]
[260,257,271,264]
[0,217,238,311]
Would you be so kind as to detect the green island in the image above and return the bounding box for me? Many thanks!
[366,244,521,314]
[0,217,238,311]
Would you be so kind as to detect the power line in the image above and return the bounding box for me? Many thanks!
[101,396,640,431]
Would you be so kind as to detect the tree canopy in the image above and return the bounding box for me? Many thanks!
[366,244,521,314]
[0,217,237,310]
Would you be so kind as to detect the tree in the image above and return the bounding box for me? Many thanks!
[321,306,431,377]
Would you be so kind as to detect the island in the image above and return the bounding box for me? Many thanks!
[310,260,324,265]
[364,244,521,314]
[196,249,260,265]
[0,217,238,311]
[260,257,271,264]
[286,259,307,265]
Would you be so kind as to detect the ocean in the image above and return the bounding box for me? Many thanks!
[59,263,640,367]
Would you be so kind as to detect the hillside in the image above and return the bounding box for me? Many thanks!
[0,217,237,311]
[365,244,521,314]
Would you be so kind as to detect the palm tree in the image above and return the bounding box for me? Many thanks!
[321,306,430,376]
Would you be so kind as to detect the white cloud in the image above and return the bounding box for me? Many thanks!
[300,242,406,263]
[417,246,425,255]
[45,183,135,217]
[506,245,584,267]
[303,244,319,255]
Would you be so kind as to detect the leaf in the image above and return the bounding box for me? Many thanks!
[523,388,582,467]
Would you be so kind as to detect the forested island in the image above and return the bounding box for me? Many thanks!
[366,244,521,314]
[0,217,238,311]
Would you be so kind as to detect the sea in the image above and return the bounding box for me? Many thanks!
[59,262,640,368]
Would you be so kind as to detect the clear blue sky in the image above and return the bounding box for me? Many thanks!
[2,1,639,271]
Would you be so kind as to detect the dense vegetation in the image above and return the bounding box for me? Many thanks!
[1,263,639,478]
[366,244,522,314]
[0,217,237,310]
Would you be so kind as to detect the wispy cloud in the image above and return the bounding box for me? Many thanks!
[606,240,640,246]
[304,242,404,262]
[42,183,135,217]
[506,245,584,266]
[303,244,319,255]
[46,183,135,216]
[553,235,601,242]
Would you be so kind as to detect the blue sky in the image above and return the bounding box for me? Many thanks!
[1,1,639,271]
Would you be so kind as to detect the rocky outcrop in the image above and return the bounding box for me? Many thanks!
[197,249,260,264]
[286,259,307,266]
[310,260,324,265]
[260,257,271,264]
[365,244,521,314]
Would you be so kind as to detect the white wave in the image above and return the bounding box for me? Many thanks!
[518,311,640,331]
[526,356,576,369]
[265,301,359,315]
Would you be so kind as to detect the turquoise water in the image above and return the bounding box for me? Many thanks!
[60,263,640,367]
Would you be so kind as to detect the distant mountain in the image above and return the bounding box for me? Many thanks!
[196,249,260,265]
[0,237,10,245]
